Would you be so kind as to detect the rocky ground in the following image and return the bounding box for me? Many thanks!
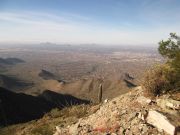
[54,86,180,135]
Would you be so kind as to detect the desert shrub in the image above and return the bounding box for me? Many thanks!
[142,64,179,96]
[49,108,61,118]
[158,33,180,79]
[62,104,90,118]
[143,33,180,96]
[31,124,53,135]
[46,104,90,119]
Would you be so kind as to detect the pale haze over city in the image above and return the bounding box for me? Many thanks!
[0,0,180,45]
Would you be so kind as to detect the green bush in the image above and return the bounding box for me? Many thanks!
[142,64,179,96]
[159,33,180,76]
[143,33,180,96]
[48,108,61,118]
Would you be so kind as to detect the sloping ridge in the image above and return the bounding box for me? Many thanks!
[57,73,137,102]
[39,90,90,107]
[0,87,89,126]
[0,58,24,65]
[0,75,33,91]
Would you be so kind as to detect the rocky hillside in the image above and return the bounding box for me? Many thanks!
[54,86,180,135]
[24,73,137,103]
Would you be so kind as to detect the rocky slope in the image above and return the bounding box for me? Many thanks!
[54,86,180,135]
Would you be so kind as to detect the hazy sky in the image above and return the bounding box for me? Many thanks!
[0,0,180,46]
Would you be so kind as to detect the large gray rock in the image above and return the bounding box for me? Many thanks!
[146,110,177,135]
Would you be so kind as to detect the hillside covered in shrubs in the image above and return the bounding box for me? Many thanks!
[143,33,180,96]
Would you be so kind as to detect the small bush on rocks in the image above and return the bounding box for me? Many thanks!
[143,64,178,96]
[143,33,180,96]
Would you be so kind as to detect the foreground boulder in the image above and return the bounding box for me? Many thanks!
[146,110,177,135]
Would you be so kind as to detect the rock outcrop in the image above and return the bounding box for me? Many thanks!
[157,98,180,111]
[54,86,180,135]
